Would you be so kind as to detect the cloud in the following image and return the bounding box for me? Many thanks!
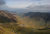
[5,0,32,8]
[0,0,5,5]
[7,0,32,8]
[3,0,50,8]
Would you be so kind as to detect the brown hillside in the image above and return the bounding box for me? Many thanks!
[0,10,17,23]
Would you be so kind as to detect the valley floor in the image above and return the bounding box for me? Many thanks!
[0,16,50,34]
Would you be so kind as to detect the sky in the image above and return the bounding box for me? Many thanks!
[0,0,50,8]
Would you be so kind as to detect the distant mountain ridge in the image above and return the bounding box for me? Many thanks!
[0,10,17,23]
[24,12,50,21]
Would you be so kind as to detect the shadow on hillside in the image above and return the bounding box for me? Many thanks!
[0,15,17,23]
[15,27,50,34]
[0,23,50,34]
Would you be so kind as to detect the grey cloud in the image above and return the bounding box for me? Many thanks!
[0,0,5,5]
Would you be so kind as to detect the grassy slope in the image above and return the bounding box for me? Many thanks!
[0,16,50,34]
[0,26,15,34]
[17,16,45,29]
